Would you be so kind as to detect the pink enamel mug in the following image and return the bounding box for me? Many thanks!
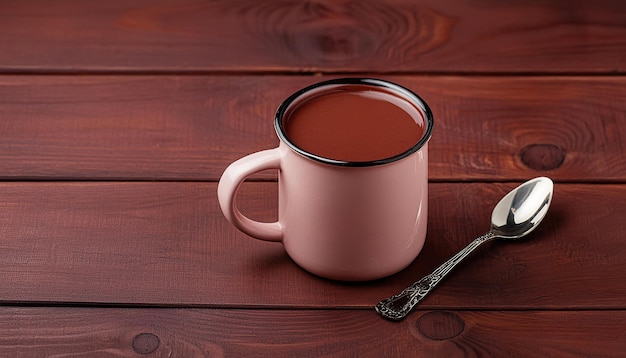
[218,78,434,281]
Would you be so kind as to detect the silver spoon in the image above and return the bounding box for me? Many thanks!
[375,177,554,321]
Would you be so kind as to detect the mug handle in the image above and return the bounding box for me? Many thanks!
[217,148,283,242]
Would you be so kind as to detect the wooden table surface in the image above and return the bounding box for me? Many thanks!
[1,1,625,356]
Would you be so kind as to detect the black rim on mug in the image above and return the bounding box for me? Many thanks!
[274,78,434,167]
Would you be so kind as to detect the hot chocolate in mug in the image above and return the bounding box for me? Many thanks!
[218,78,434,281]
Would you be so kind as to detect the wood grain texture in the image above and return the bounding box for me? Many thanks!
[1,75,624,181]
[0,307,625,357]
[0,0,624,73]
[1,182,624,308]
[2,0,623,355]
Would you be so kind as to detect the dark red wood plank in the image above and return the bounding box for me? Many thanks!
[1,75,624,182]
[0,308,624,357]
[0,0,624,73]
[0,182,624,308]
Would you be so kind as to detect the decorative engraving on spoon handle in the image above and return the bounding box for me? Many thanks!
[375,231,496,321]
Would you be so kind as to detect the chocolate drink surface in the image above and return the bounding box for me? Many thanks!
[283,87,426,162]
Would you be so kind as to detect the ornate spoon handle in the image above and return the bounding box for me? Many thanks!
[375,231,496,321]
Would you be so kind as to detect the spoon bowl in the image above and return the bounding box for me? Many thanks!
[376,177,554,321]
[491,177,553,239]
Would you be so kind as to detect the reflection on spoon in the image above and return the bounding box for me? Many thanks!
[375,177,554,321]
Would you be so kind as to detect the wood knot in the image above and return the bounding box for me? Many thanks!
[232,2,454,67]
[417,311,465,340]
[519,144,565,171]
[132,333,160,354]
[291,25,374,62]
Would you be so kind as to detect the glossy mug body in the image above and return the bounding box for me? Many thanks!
[218,78,433,281]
